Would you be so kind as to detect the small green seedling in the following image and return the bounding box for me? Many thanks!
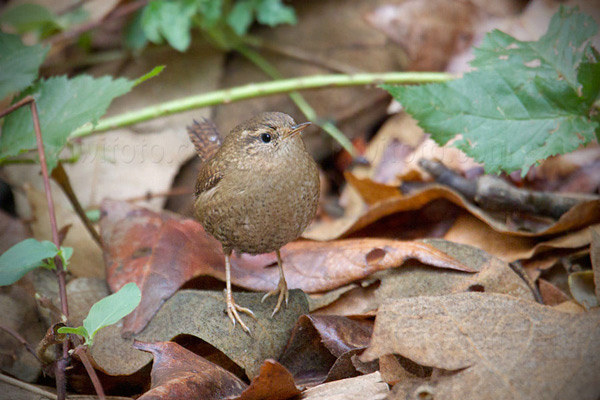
[58,282,141,346]
[0,238,73,286]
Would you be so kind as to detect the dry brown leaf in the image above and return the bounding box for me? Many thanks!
[569,271,598,309]
[592,226,600,302]
[316,239,535,315]
[237,359,300,400]
[364,0,478,71]
[297,372,389,400]
[90,290,308,380]
[362,293,600,400]
[538,278,570,306]
[552,300,586,314]
[279,315,373,387]
[0,285,44,382]
[445,215,595,263]
[134,341,246,400]
[312,283,379,317]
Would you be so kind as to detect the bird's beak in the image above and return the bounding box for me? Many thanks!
[284,122,311,139]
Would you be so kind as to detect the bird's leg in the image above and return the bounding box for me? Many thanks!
[261,249,289,317]
[224,252,255,333]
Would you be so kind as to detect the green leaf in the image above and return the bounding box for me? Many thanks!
[141,0,199,52]
[0,238,59,286]
[384,6,599,175]
[197,0,223,28]
[0,32,48,101]
[124,9,148,50]
[227,0,255,36]
[85,209,101,222]
[58,246,74,268]
[57,326,89,341]
[255,0,296,27]
[134,65,165,86]
[83,282,141,345]
[0,68,162,171]
[0,4,60,35]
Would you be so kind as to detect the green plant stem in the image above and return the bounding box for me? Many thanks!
[235,43,354,155]
[71,71,453,139]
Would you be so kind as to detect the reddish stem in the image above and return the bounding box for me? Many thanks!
[16,96,69,399]
[73,346,106,400]
[0,96,104,400]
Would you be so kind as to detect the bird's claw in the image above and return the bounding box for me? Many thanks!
[225,293,255,334]
[261,276,289,317]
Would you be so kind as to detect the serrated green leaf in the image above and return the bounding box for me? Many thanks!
[83,282,141,345]
[57,326,89,341]
[473,6,597,94]
[0,67,160,171]
[227,0,255,36]
[387,68,598,174]
[0,32,48,101]
[0,238,59,286]
[0,3,60,35]
[384,6,600,175]
[141,0,199,52]
[255,0,296,27]
[578,51,600,105]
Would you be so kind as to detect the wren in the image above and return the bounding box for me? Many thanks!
[188,112,320,333]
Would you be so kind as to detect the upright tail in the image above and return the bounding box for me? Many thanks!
[186,118,223,163]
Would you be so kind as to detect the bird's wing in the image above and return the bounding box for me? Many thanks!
[187,118,223,163]
[195,157,224,197]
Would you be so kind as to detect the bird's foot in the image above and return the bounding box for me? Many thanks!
[261,275,289,317]
[225,291,255,334]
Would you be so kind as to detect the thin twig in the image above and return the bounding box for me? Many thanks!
[0,373,56,399]
[0,96,35,119]
[70,71,453,139]
[51,163,102,247]
[73,346,106,400]
[0,324,41,363]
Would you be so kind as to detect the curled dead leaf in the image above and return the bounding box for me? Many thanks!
[315,239,535,315]
[133,340,246,400]
[345,173,600,238]
[237,359,300,400]
[279,315,373,387]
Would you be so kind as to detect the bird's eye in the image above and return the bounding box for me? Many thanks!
[260,133,272,143]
